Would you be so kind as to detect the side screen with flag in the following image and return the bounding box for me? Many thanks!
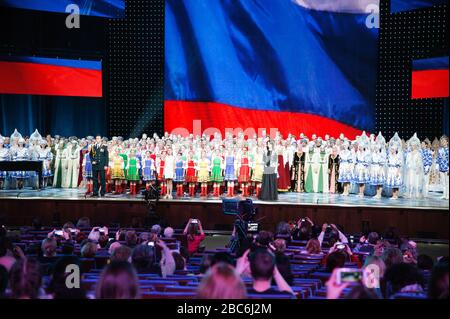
[391,0,447,13]
[0,0,125,18]
[0,56,102,97]
[412,56,449,99]
[164,0,380,138]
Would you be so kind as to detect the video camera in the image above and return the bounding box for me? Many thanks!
[222,198,259,253]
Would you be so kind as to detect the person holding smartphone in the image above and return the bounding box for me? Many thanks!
[183,218,205,255]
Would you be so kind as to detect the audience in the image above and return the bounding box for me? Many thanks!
[0,216,447,300]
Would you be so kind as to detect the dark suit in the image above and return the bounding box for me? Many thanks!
[90,143,109,196]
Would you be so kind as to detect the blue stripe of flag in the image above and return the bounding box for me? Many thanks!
[391,0,447,13]
[413,56,449,71]
[0,56,102,70]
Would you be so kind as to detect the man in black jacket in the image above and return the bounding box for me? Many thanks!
[90,135,109,197]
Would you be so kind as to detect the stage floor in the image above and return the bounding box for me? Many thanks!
[0,187,448,211]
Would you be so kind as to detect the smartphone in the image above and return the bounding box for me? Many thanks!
[191,219,198,224]
[54,230,64,236]
[301,218,306,223]
[336,268,363,284]
[336,243,346,250]
[147,241,155,247]
[247,223,259,233]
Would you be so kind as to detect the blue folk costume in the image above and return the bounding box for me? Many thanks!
[224,155,236,181]
[142,157,156,181]
[174,158,185,182]
[83,152,93,179]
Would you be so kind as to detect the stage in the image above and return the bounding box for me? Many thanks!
[0,188,448,239]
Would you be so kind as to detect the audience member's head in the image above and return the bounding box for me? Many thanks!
[131,245,154,273]
[196,263,247,299]
[0,265,8,297]
[47,256,87,299]
[384,263,424,297]
[125,230,138,248]
[98,234,109,248]
[345,284,380,299]
[81,242,98,258]
[9,258,42,299]
[76,217,91,229]
[276,222,291,236]
[381,247,403,269]
[41,238,57,257]
[272,239,286,253]
[150,224,162,236]
[363,255,387,278]
[428,260,449,299]
[172,252,186,271]
[367,232,379,245]
[199,255,214,274]
[95,261,140,299]
[163,227,174,238]
[297,225,312,241]
[61,242,75,255]
[110,245,132,263]
[249,248,275,282]
[305,239,322,254]
[326,252,346,273]
[255,231,273,248]
[108,241,122,255]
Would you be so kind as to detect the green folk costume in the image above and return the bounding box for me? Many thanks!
[304,150,314,193]
[126,158,140,181]
[210,157,223,182]
[120,153,128,179]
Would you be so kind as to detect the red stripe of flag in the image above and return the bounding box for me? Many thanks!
[412,69,449,99]
[164,100,362,139]
[0,61,102,97]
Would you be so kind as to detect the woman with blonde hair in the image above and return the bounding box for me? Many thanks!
[301,238,323,255]
[196,262,247,299]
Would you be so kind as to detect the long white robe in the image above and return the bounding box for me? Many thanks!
[65,146,80,188]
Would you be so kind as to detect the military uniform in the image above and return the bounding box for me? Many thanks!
[90,143,109,196]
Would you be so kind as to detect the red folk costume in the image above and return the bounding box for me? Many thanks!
[238,154,250,183]
[277,154,290,191]
[185,160,197,183]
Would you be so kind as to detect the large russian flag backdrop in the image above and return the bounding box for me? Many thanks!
[164,0,380,138]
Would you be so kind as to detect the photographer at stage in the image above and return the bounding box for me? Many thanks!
[259,140,278,201]
[90,135,109,197]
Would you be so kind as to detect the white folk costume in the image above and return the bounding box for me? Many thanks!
[385,133,403,199]
[65,141,80,188]
[421,140,433,197]
[404,133,424,199]
[437,136,449,200]
[53,142,68,188]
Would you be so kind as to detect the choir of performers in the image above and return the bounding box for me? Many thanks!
[0,128,448,201]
